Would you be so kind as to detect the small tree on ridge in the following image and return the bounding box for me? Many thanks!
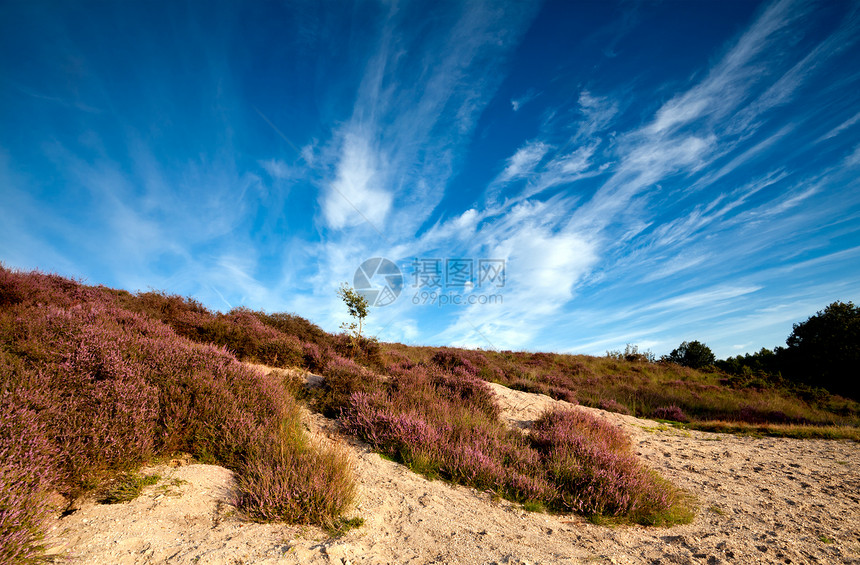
[337,283,369,343]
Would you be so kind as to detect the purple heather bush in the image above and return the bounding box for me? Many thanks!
[301,341,329,372]
[549,386,578,404]
[531,409,688,524]
[599,399,631,415]
[430,349,481,376]
[736,405,792,424]
[315,354,384,417]
[341,388,552,503]
[193,308,305,368]
[382,349,416,372]
[651,405,689,422]
[0,394,60,564]
[340,363,549,496]
[0,267,355,563]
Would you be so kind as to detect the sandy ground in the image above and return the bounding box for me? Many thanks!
[46,374,860,565]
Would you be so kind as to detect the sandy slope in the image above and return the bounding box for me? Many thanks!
[46,373,860,565]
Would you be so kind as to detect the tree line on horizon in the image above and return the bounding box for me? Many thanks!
[662,301,859,401]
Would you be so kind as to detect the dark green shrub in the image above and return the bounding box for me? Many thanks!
[664,341,715,369]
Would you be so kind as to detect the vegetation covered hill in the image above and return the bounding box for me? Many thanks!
[1,266,858,563]
[0,268,354,564]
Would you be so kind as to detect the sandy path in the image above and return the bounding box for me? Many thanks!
[46,379,860,565]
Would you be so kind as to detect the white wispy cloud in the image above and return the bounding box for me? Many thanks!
[313,1,539,237]
[422,197,600,349]
[511,89,539,112]
[760,183,821,216]
[818,110,860,142]
[843,143,860,168]
[497,141,550,183]
[576,91,619,140]
[521,143,601,199]
[643,285,763,313]
[650,0,807,134]
[731,5,860,134]
[640,253,710,283]
[489,90,618,204]
[322,132,393,231]
[259,158,298,181]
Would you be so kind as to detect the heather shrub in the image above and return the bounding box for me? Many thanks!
[599,399,630,415]
[341,388,551,503]
[236,417,356,526]
[549,386,578,403]
[382,349,416,371]
[531,410,691,524]
[115,290,212,340]
[253,311,331,349]
[0,397,60,564]
[428,367,500,419]
[510,378,548,396]
[430,349,480,376]
[0,268,98,309]
[0,269,24,307]
[194,309,304,368]
[115,292,318,371]
[314,355,384,417]
[736,405,793,424]
[6,305,162,484]
[332,333,383,368]
[301,341,330,372]
[651,405,688,422]
[525,352,556,367]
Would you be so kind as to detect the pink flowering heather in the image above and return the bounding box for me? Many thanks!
[0,267,356,563]
[651,405,689,422]
[0,395,60,564]
[340,367,553,504]
[531,409,687,524]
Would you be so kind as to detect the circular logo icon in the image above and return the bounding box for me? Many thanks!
[354,258,403,307]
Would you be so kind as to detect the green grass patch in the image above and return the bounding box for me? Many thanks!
[326,516,365,537]
[522,501,546,513]
[99,472,161,504]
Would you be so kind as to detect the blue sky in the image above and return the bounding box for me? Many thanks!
[2,0,859,358]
